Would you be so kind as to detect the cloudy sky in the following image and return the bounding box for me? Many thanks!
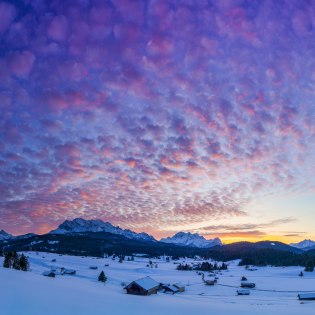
[0,0,315,242]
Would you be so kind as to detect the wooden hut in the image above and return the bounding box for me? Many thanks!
[173,283,185,292]
[64,269,76,275]
[298,293,315,301]
[125,276,161,296]
[42,271,56,278]
[241,282,255,288]
[162,284,179,294]
[205,280,215,286]
[89,266,98,270]
[237,289,250,295]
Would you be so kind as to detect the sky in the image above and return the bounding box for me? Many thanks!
[0,0,315,243]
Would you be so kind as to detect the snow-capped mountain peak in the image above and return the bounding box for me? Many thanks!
[160,232,222,248]
[0,229,13,241]
[290,239,315,251]
[49,218,156,242]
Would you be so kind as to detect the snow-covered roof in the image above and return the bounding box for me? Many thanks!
[163,285,179,292]
[174,282,185,288]
[131,276,160,291]
[42,271,55,276]
[298,293,315,299]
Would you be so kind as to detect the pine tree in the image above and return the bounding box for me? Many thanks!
[305,260,314,272]
[12,252,20,270]
[19,254,29,271]
[3,252,12,268]
[98,271,107,283]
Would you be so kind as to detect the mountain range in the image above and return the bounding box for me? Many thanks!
[290,239,315,251]
[160,232,222,248]
[1,218,315,263]
[49,218,156,243]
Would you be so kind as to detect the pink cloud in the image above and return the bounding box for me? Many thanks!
[0,2,16,34]
[7,50,35,77]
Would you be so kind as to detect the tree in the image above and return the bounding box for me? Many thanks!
[12,252,20,270]
[98,271,107,283]
[3,252,12,268]
[3,252,30,271]
[305,260,314,272]
[19,254,29,271]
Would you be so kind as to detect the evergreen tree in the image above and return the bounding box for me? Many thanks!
[3,252,12,268]
[98,271,107,283]
[305,260,314,272]
[12,252,20,270]
[19,254,29,271]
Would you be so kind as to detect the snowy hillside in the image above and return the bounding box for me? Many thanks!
[160,232,222,248]
[291,239,315,251]
[0,252,314,315]
[0,230,12,240]
[50,218,156,242]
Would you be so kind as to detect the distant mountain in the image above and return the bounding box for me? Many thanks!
[160,232,222,248]
[14,233,37,240]
[290,239,315,251]
[217,241,303,254]
[0,230,13,241]
[0,231,210,258]
[50,218,156,242]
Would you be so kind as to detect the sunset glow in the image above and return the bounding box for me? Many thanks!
[0,0,315,243]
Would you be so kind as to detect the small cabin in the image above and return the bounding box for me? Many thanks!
[162,284,179,294]
[205,280,215,286]
[42,271,56,278]
[298,293,315,301]
[173,283,185,292]
[64,269,76,275]
[237,289,250,295]
[125,276,161,296]
[241,282,255,288]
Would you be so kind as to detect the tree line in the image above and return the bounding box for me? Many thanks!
[3,251,29,271]
[177,262,228,271]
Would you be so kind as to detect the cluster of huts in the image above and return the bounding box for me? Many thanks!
[124,276,185,296]
[42,267,76,278]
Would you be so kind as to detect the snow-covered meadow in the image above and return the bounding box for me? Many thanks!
[1,252,315,315]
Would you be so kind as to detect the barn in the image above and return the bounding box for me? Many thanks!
[63,269,76,275]
[298,293,315,300]
[241,282,256,288]
[42,271,56,278]
[125,276,161,296]
[173,283,185,292]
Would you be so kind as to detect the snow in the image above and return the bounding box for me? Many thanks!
[291,239,315,250]
[0,253,315,315]
[50,218,156,242]
[160,232,222,248]
[0,229,13,240]
[130,276,160,290]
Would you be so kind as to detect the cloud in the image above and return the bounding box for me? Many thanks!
[0,0,314,236]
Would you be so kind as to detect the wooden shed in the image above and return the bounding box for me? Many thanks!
[241,282,255,288]
[298,293,315,300]
[42,271,56,278]
[237,289,250,295]
[63,269,76,275]
[173,283,185,292]
[125,276,161,296]
[162,284,179,294]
